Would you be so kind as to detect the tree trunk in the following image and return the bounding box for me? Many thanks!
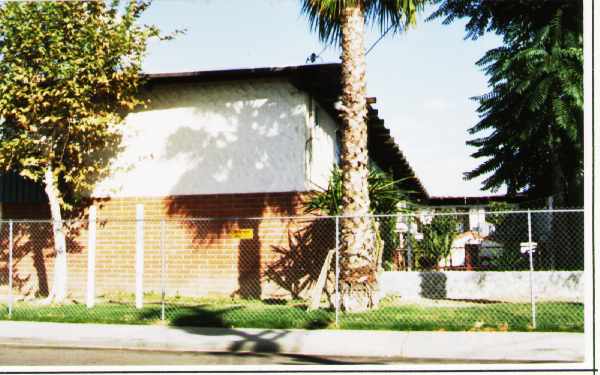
[548,130,565,269]
[338,4,378,312]
[43,165,68,304]
[546,121,566,207]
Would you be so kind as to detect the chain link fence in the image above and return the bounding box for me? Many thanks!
[0,209,584,332]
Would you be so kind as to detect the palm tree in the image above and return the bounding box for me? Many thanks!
[301,0,425,311]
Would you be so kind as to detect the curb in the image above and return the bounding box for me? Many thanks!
[0,321,585,362]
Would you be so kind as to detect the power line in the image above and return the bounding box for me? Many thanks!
[305,24,394,63]
[366,24,394,56]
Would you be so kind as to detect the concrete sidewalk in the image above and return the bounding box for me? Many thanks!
[0,321,584,363]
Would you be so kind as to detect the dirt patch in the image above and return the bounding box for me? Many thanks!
[381,296,503,308]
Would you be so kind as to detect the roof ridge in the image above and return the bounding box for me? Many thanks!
[144,63,341,79]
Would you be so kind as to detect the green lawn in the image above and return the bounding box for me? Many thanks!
[0,296,583,332]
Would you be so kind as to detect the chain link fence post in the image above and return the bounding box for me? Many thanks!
[160,220,166,321]
[8,220,13,319]
[334,216,340,328]
[527,210,537,329]
[135,205,144,309]
[406,215,413,271]
[86,206,97,308]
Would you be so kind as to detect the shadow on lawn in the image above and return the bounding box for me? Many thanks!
[168,305,241,328]
[138,304,334,355]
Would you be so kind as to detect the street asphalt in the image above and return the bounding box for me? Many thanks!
[0,344,578,366]
[0,344,390,366]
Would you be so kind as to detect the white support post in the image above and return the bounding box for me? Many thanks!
[334,216,340,327]
[8,220,13,318]
[86,206,97,308]
[135,204,144,309]
[160,220,166,321]
[527,210,537,329]
[407,216,413,271]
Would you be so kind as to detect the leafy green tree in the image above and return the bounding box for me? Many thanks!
[429,0,583,207]
[0,0,162,303]
[301,0,426,312]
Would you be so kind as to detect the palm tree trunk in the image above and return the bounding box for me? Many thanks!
[43,165,68,304]
[338,4,378,312]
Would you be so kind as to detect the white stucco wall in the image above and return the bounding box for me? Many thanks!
[468,207,491,236]
[380,271,584,303]
[93,79,313,198]
[307,102,338,190]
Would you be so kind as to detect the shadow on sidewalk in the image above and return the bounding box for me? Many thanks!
[141,305,357,363]
[141,305,292,355]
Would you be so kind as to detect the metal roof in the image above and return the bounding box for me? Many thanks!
[427,194,527,206]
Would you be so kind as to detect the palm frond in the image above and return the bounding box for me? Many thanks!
[301,0,426,44]
[304,164,412,215]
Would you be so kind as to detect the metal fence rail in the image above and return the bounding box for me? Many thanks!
[0,209,585,332]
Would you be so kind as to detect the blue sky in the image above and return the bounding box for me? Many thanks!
[139,0,503,197]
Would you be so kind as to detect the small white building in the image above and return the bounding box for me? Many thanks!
[438,231,503,270]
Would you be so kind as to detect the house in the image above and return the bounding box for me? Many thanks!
[0,63,429,299]
[427,195,528,270]
[437,231,503,270]
[390,195,528,271]
[1,64,428,218]
[427,195,527,236]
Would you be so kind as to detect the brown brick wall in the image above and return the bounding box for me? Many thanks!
[0,192,334,300]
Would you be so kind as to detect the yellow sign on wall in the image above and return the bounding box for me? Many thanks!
[231,229,254,239]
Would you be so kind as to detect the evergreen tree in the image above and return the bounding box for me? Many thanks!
[430,0,583,207]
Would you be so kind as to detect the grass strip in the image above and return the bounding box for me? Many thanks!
[0,300,583,332]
